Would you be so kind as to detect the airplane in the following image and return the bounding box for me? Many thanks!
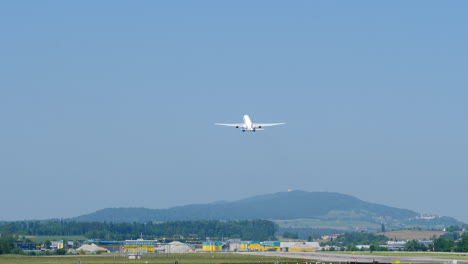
[215,115,285,132]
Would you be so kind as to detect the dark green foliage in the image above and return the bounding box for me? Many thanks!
[371,244,389,251]
[55,248,67,255]
[334,232,388,246]
[428,233,468,252]
[323,232,389,251]
[0,220,277,241]
[404,239,427,251]
[441,231,461,240]
[0,232,17,254]
[346,244,358,251]
[405,216,464,228]
[433,237,455,252]
[454,234,468,252]
[446,225,462,232]
[44,240,51,249]
[282,231,298,239]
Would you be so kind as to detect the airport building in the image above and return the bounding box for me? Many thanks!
[124,239,158,254]
[15,241,42,251]
[280,242,320,252]
[50,240,65,250]
[240,241,263,251]
[84,240,124,252]
[202,241,223,251]
[387,241,406,251]
[262,241,281,251]
[238,241,319,252]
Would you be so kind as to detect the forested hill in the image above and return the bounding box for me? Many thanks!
[71,190,419,223]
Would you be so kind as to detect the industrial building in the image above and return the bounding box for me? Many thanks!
[124,239,158,254]
[202,241,223,251]
[386,241,406,251]
[84,240,124,252]
[280,242,320,252]
[15,241,42,251]
[234,241,319,252]
[262,241,281,251]
[239,241,263,251]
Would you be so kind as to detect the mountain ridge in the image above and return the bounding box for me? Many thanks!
[70,190,464,231]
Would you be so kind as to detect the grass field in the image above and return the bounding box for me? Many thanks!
[0,252,302,264]
[2,251,468,264]
[315,251,468,260]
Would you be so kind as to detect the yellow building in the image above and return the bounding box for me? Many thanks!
[124,239,157,254]
[249,241,263,250]
[239,241,263,251]
[202,241,223,251]
[262,241,281,251]
[240,242,248,250]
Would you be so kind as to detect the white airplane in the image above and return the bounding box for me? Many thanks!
[215,115,285,132]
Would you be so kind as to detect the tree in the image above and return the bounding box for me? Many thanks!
[282,232,298,239]
[454,234,468,252]
[446,225,461,232]
[404,240,427,251]
[44,240,51,249]
[441,232,460,240]
[73,240,81,249]
[335,232,387,246]
[0,232,16,254]
[55,248,67,255]
[347,244,358,251]
[433,237,455,252]
[381,223,386,233]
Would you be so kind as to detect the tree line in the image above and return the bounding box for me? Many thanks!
[323,230,468,252]
[0,219,277,241]
[0,232,22,254]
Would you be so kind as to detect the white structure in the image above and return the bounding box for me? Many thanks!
[387,241,406,251]
[280,242,320,251]
[76,243,109,253]
[419,240,433,248]
[227,239,241,251]
[356,245,370,250]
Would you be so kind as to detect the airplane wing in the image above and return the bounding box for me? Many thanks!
[255,123,285,127]
[215,123,245,127]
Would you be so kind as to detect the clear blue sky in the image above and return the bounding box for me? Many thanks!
[1,1,467,222]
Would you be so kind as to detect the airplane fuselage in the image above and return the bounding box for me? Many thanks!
[242,115,255,132]
[215,114,284,132]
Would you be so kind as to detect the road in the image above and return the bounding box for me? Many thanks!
[240,251,468,264]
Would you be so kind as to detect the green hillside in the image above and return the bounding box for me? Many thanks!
[69,190,464,232]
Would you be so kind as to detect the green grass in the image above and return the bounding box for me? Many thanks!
[3,251,467,264]
[0,253,301,264]
[316,251,468,260]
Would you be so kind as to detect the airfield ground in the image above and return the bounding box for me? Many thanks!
[1,252,468,264]
[242,251,468,264]
[0,252,297,264]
